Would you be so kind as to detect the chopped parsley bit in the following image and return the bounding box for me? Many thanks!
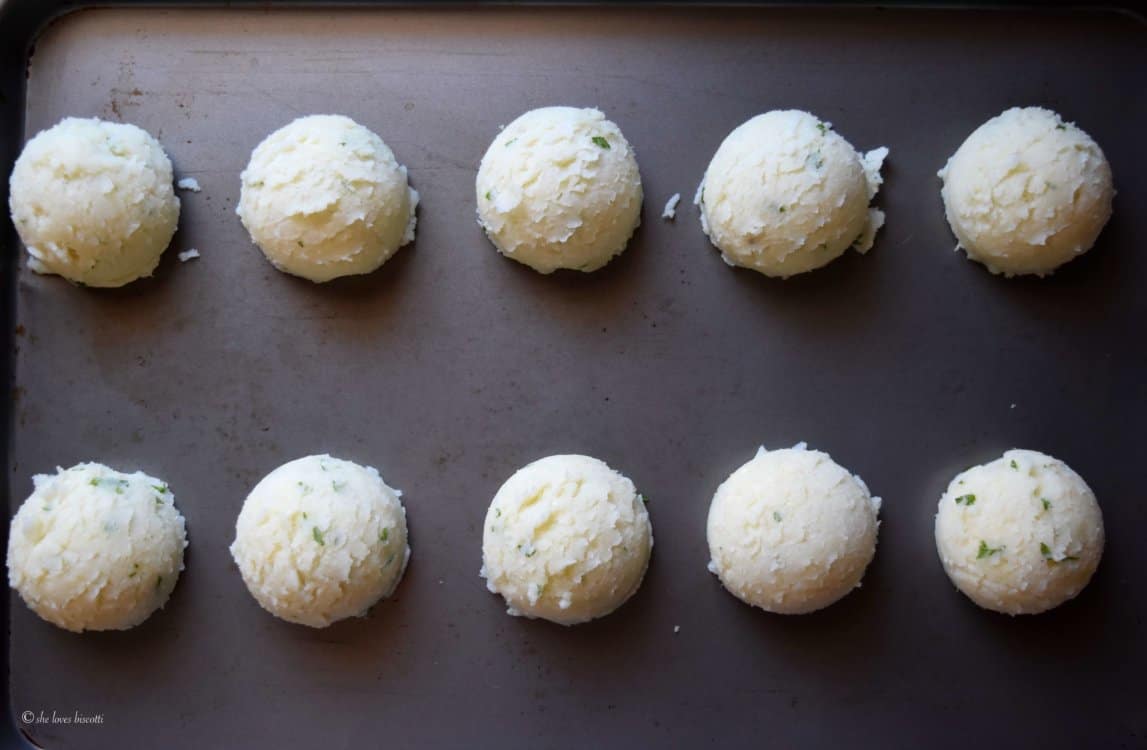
[297,481,312,495]
[638,494,648,504]
[312,527,325,545]
[155,496,163,506]
[773,511,783,522]
[332,480,347,492]
[817,242,829,252]
[592,136,611,149]
[778,206,786,213]
[977,540,1004,559]
[302,512,308,520]
[816,121,828,135]
[1041,498,1051,511]
[518,543,536,557]
[504,138,517,147]
[297,240,305,247]
[42,505,51,512]
[807,151,825,170]
[380,528,389,543]
[495,508,502,518]
[1010,459,1019,469]
[130,563,140,578]
[954,494,976,506]
[485,190,492,201]
[155,575,163,590]
[152,484,168,494]
[1055,124,1067,130]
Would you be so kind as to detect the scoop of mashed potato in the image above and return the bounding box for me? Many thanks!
[707,444,881,614]
[9,117,180,287]
[475,107,643,274]
[481,454,652,625]
[230,455,409,627]
[938,107,1114,276]
[934,449,1103,615]
[696,110,888,278]
[6,463,188,632]
[237,115,418,282]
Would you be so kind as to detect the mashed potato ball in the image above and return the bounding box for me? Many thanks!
[934,449,1103,615]
[938,107,1114,277]
[481,454,652,625]
[707,444,881,614]
[696,110,888,278]
[475,107,643,274]
[230,455,409,628]
[237,115,418,283]
[9,117,180,287]
[6,463,188,632]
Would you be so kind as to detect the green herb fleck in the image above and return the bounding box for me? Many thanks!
[332,480,347,492]
[638,494,648,504]
[91,477,130,492]
[816,121,828,135]
[954,494,976,506]
[1041,498,1051,511]
[778,205,786,213]
[1010,459,1019,469]
[495,508,502,518]
[312,527,325,545]
[297,240,304,248]
[152,484,168,494]
[485,191,492,201]
[297,481,312,495]
[130,563,140,578]
[1055,124,1066,131]
[380,528,389,543]
[1039,542,1052,558]
[504,138,517,147]
[592,136,611,150]
[155,575,163,590]
[977,540,1004,559]
[773,511,783,522]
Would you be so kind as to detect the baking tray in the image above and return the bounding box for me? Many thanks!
[2,2,1145,748]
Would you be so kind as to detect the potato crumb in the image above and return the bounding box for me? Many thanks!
[661,193,681,221]
[178,249,200,262]
[176,177,201,192]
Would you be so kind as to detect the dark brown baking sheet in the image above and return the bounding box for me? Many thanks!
[3,4,1146,748]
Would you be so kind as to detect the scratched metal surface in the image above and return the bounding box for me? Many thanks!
[7,6,1147,749]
